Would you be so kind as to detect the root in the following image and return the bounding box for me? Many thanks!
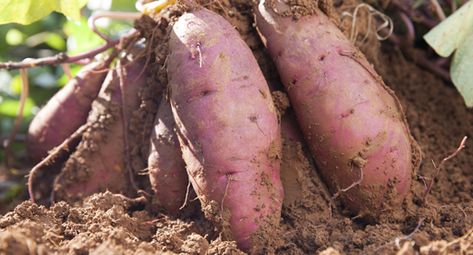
[341,3,393,44]
[410,50,451,82]
[106,29,144,76]
[441,229,473,251]
[429,0,446,20]
[61,63,73,80]
[326,160,364,220]
[137,167,150,176]
[88,11,142,43]
[418,175,428,190]
[450,0,458,12]
[374,217,425,252]
[190,42,204,68]
[172,120,206,199]
[179,179,192,210]
[251,116,266,136]
[220,174,233,214]
[219,174,233,230]
[331,167,364,200]
[202,0,231,20]
[338,50,381,81]
[137,25,159,81]
[112,192,148,208]
[394,218,425,249]
[388,39,451,82]
[398,12,415,46]
[196,43,203,68]
[3,68,29,169]
[457,205,468,218]
[389,10,451,82]
[28,124,89,203]
[390,0,437,29]
[137,189,153,200]
[422,136,467,203]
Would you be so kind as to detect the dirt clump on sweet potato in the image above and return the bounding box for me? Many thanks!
[52,52,152,203]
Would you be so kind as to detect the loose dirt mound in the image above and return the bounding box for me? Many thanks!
[1,0,472,254]
[0,192,242,255]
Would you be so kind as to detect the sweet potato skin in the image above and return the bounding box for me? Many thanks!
[168,7,283,251]
[27,61,109,162]
[255,0,417,217]
[52,58,147,202]
[148,98,188,215]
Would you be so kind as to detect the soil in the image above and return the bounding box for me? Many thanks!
[1,0,472,254]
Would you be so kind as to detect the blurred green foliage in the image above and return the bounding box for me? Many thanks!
[0,0,136,165]
[0,0,88,25]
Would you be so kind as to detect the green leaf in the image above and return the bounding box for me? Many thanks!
[424,1,473,107]
[5,29,25,45]
[0,97,35,118]
[9,75,22,95]
[0,182,23,203]
[45,32,66,50]
[25,32,66,50]
[0,0,88,25]
[451,32,473,107]
[423,0,473,57]
[58,64,82,87]
[0,70,12,94]
[64,17,104,55]
[111,0,136,11]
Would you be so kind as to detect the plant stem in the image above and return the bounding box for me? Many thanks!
[0,30,140,70]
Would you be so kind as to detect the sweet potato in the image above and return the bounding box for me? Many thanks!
[168,7,283,251]
[148,98,188,215]
[52,55,148,202]
[255,0,419,217]
[27,60,110,163]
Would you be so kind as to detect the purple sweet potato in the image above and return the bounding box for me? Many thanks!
[255,0,419,217]
[148,98,188,215]
[52,56,148,202]
[27,60,110,163]
[167,7,283,251]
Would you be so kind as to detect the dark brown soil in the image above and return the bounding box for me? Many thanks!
[1,0,472,254]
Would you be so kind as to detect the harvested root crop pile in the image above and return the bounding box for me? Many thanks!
[1,0,472,254]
